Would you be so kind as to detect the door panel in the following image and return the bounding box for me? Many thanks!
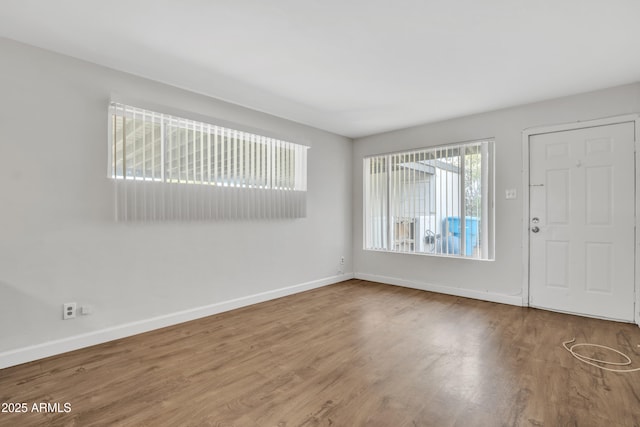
[545,240,569,288]
[529,122,635,321]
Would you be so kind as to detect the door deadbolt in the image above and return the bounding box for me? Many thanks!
[532,217,539,223]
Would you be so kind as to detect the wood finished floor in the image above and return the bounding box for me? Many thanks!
[1,279,640,427]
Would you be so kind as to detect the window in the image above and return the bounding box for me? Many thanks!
[108,102,308,221]
[363,139,494,260]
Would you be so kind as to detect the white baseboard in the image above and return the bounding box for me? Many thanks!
[0,273,354,370]
[355,273,524,307]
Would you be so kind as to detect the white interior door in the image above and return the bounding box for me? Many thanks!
[529,122,635,321]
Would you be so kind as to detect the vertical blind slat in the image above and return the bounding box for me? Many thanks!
[109,102,308,221]
[364,140,492,259]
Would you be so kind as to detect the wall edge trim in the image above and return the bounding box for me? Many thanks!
[0,273,354,370]
[355,272,524,306]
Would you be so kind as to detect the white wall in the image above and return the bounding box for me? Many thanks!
[353,82,640,303]
[0,38,352,364]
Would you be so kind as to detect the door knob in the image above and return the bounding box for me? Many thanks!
[531,226,540,233]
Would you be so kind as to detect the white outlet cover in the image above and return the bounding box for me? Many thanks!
[505,189,517,199]
[63,302,77,320]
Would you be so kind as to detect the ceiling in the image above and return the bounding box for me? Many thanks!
[1,0,639,138]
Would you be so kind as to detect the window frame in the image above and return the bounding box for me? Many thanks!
[106,102,309,221]
[363,139,495,260]
[107,102,308,192]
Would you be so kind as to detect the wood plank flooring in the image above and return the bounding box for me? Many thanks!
[1,279,640,426]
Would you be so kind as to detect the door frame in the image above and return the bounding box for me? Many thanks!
[521,114,640,325]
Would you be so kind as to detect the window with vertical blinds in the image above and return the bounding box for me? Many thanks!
[108,102,309,221]
[363,139,494,260]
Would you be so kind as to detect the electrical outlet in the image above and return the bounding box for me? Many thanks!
[340,256,345,265]
[63,302,77,320]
